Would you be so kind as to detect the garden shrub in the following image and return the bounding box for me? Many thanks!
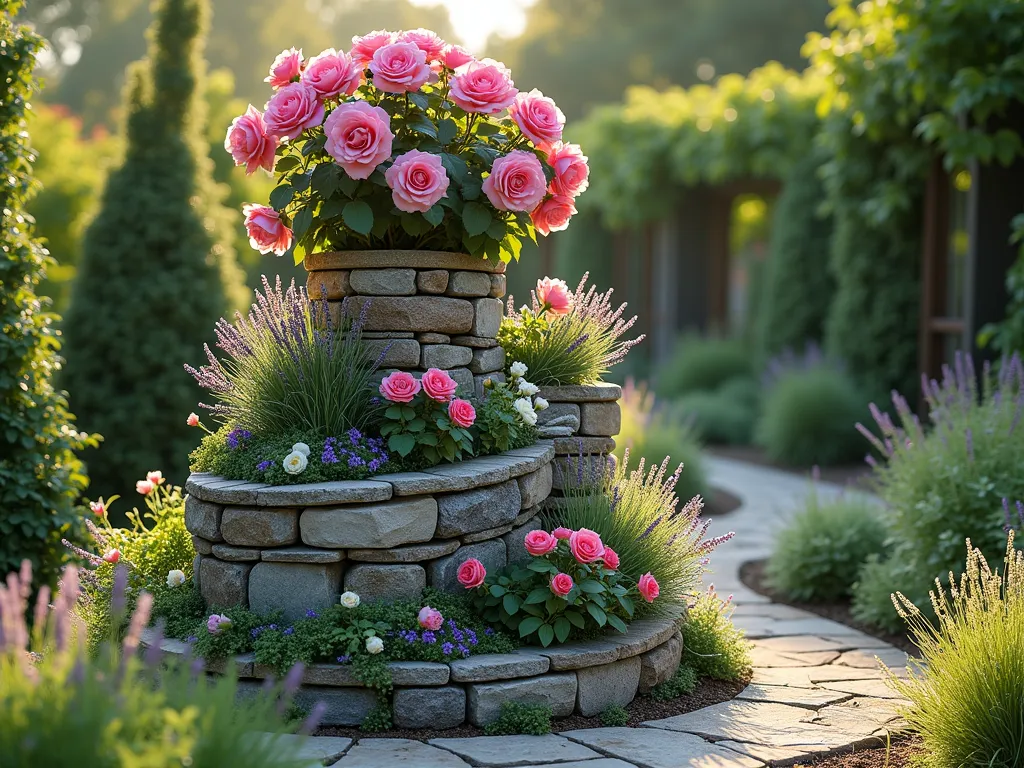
[0,0,97,585]
[676,383,757,446]
[600,705,629,727]
[766,490,887,603]
[483,702,553,736]
[754,363,865,467]
[62,0,247,498]
[649,664,698,700]
[682,589,751,682]
[850,554,915,633]
[655,336,751,400]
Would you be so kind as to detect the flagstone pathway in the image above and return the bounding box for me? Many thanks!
[291,457,910,767]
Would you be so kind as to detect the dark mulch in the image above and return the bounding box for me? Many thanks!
[790,735,922,767]
[739,559,918,656]
[708,445,873,491]
[706,485,742,517]
[314,676,747,740]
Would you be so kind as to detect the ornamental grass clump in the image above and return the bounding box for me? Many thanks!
[886,533,1024,768]
[498,274,644,386]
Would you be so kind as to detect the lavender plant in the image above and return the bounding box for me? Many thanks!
[498,274,644,386]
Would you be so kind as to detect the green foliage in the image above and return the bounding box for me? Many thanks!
[600,705,630,727]
[483,701,552,736]
[472,376,540,456]
[380,387,474,465]
[849,554,910,634]
[0,0,97,587]
[676,383,757,446]
[982,212,1024,356]
[649,664,698,701]
[360,701,394,733]
[682,589,751,682]
[754,365,865,467]
[152,581,207,639]
[887,534,1024,768]
[655,336,752,400]
[61,0,247,499]
[766,491,887,602]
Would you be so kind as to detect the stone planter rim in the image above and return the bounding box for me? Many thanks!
[305,249,507,274]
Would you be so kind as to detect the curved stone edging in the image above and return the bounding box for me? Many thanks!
[305,250,507,274]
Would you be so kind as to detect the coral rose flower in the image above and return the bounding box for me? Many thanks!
[350,30,395,66]
[265,47,303,88]
[323,101,394,180]
[136,480,154,495]
[482,150,547,212]
[89,500,105,516]
[552,527,573,540]
[509,89,565,150]
[397,28,446,60]
[448,398,476,428]
[418,605,444,630]
[602,547,620,570]
[569,528,605,564]
[638,572,660,603]
[421,368,458,402]
[147,470,164,485]
[263,82,324,141]
[379,371,421,403]
[547,142,590,198]
[370,42,433,93]
[449,58,518,114]
[530,195,577,237]
[103,549,120,564]
[224,105,277,175]
[385,149,450,213]
[302,48,362,98]
[187,412,200,427]
[524,529,558,556]
[441,44,474,70]
[550,572,574,597]
[457,558,487,588]
[535,277,572,315]
[243,204,293,256]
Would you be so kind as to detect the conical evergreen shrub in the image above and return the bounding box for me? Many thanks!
[0,0,97,582]
[62,0,247,497]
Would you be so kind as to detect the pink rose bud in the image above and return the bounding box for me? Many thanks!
[524,529,558,557]
[350,30,395,66]
[417,605,444,630]
[243,204,294,256]
[448,398,477,428]
[547,142,590,198]
[535,277,573,315]
[421,368,458,402]
[552,527,573,540]
[379,371,422,403]
[263,82,325,141]
[302,48,362,98]
[323,101,394,180]
[602,546,620,570]
[369,42,433,94]
[569,527,606,564]
[397,28,446,60]
[457,558,487,589]
[550,572,574,597]
[441,44,474,70]
[265,47,304,89]
[147,470,164,485]
[385,149,450,213]
[136,480,154,496]
[482,150,547,212]
[224,105,277,175]
[530,195,576,237]
[89,501,105,516]
[638,572,660,603]
[509,89,565,150]
[103,549,120,564]
[187,413,200,427]
[450,58,518,114]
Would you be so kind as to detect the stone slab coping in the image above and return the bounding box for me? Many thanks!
[185,442,554,505]
[305,250,506,274]
[538,383,622,403]
[141,615,680,688]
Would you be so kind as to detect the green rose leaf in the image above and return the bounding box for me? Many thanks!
[537,623,555,647]
[343,201,374,235]
[441,152,468,183]
[578,580,605,594]
[586,602,607,627]
[518,616,544,637]
[388,433,416,457]
[502,593,521,615]
[525,586,549,605]
[292,206,313,238]
[406,113,437,138]
[606,614,628,634]
[275,155,301,172]
[408,91,430,111]
[553,616,571,643]
[438,118,459,146]
[269,184,294,211]
[463,202,493,237]
[423,204,444,226]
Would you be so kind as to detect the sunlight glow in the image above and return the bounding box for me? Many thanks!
[408,0,539,53]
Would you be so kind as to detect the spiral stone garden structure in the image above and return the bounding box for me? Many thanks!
[180,251,672,728]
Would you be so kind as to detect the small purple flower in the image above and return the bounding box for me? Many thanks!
[452,628,464,643]
[305,609,318,619]
[368,459,382,473]
[284,627,294,636]
[186,635,198,644]
[458,644,470,658]
[442,642,454,655]
[226,427,252,450]
[466,629,478,646]
[322,438,339,465]
[336,654,351,664]
[256,459,273,472]
[348,428,363,445]
[347,455,366,468]
[422,631,436,644]
[484,627,494,636]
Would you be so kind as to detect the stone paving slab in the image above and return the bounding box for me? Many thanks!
[428,734,602,766]
[735,683,852,709]
[517,761,637,768]
[334,739,472,767]
[561,727,763,768]
[269,735,353,765]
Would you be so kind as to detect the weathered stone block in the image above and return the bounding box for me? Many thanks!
[466,673,577,725]
[538,640,621,670]
[489,273,506,298]
[291,685,377,727]
[469,345,505,374]
[461,523,514,544]
[200,557,252,609]
[347,296,474,334]
[306,250,505,274]
[343,563,426,603]
[639,631,683,693]
[416,269,449,294]
[362,331,415,339]
[257,479,392,507]
[502,518,543,564]
[306,269,350,300]
[193,554,203,591]
[575,656,641,716]
[301,497,437,548]
[475,372,506,401]
[248,561,343,620]
[471,298,503,337]
[365,338,421,368]
[448,367,475,397]
[517,464,553,509]
[446,271,491,297]
[449,652,549,682]
[421,344,473,369]
[554,436,616,456]
[184,496,223,542]
[580,402,622,437]
[212,544,261,561]
[435,480,521,537]
[347,540,459,563]
[221,506,298,547]
[393,686,466,730]
[260,546,345,563]
[349,268,417,296]
[451,335,499,348]
[513,504,542,527]
[418,332,450,344]
[428,540,506,592]
[539,383,622,403]
[191,535,213,555]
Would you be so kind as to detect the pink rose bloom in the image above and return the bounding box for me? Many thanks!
[103,549,120,564]
[449,58,518,114]
[136,480,154,496]
[602,547,620,570]
[398,28,446,60]
[417,605,444,631]
[482,150,547,212]
[370,42,432,94]
[206,613,232,634]
[552,527,573,540]
[379,371,421,403]
[448,398,477,428]
[187,412,200,427]
[263,82,324,141]
[457,558,487,588]
[569,527,606,564]
[535,277,572,315]
[243,204,293,256]
[524,529,557,557]
[224,105,277,175]
[441,44,473,70]
[323,101,393,180]
[421,368,458,401]
[147,470,164,485]
[550,572,574,597]
[302,48,362,98]
[530,195,577,237]
[547,142,590,198]
[385,149,450,213]
[509,89,565,150]
[265,47,303,88]
[350,30,395,66]
[89,500,105,516]
[638,573,660,603]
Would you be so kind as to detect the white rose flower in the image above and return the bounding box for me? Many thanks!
[283,450,308,475]
[365,635,384,654]
[534,396,549,411]
[514,397,539,426]
[510,361,528,379]
[291,442,311,457]
[339,591,361,609]
[166,569,186,588]
[518,380,539,396]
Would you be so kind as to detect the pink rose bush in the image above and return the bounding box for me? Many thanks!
[378,371,421,402]
[243,204,294,256]
[448,398,476,428]
[225,27,587,262]
[379,368,473,463]
[534,277,573,315]
[457,558,487,588]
